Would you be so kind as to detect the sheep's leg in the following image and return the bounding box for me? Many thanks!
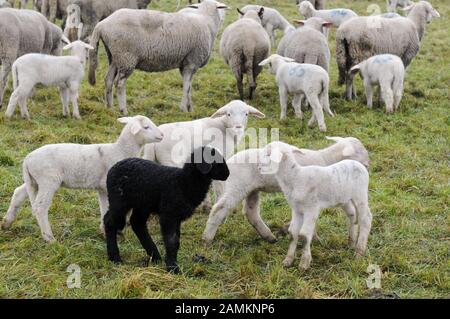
[69,85,81,119]
[345,72,355,101]
[59,87,70,117]
[298,209,319,270]
[292,94,304,119]
[116,71,132,116]
[342,202,358,249]
[247,65,256,100]
[364,80,374,109]
[1,184,28,229]
[32,183,58,242]
[265,24,275,46]
[0,60,12,108]
[97,190,109,236]
[104,211,123,264]
[105,64,117,108]
[354,201,372,257]
[394,83,403,111]
[180,65,197,112]
[320,84,333,117]
[5,89,20,119]
[202,193,243,245]
[18,93,30,120]
[160,217,181,274]
[381,84,394,114]
[279,86,288,120]
[130,210,162,264]
[282,210,303,268]
[232,65,244,100]
[308,94,327,132]
[244,191,277,243]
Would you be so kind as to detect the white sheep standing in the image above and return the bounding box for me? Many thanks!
[259,54,333,132]
[298,1,357,28]
[1,115,164,242]
[239,5,293,45]
[5,41,94,120]
[202,137,370,245]
[350,54,405,114]
[258,143,372,270]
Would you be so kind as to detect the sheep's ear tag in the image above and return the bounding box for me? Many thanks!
[342,145,355,157]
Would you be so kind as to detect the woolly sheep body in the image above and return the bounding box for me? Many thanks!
[350,54,405,113]
[88,0,226,114]
[220,10,271,100]
[264,150,372,270]
[239,5,293,45]
[0,8,67,107]
[1,116,163,242]
[202,137,369,245]
[298,1,357,28]
[5,41,93,120]
[336,1,439,100]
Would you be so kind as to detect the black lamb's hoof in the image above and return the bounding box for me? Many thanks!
[193,254,210,264]
[110,257,123,265]
[167,264,181,274]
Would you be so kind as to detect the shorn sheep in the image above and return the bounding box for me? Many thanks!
[336,0,440,100]
[298,1,357,28]
[88,0,228,115]
[259,54,333,132]
[0,8,68,108]
[259,144,372,270]
[104,147,230,273]
[220,8,271,100]
[239,5,293,45]
[5,41,94,120]
[1,116,163,242]
[350,54,405,114]
[202,137,370,245]
[278,17,332,72]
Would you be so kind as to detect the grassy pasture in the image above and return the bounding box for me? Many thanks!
[0,0,448,298]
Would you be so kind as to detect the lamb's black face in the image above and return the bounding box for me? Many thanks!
[192,147,230,181]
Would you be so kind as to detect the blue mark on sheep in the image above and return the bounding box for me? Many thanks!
[289,66,306,78]
[331,9,348,17]
[372,55,394,64]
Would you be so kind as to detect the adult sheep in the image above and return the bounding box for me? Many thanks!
[336,1,440,100]
[67,0,153,41]
[88,0,228,115]
[0,8,68,108]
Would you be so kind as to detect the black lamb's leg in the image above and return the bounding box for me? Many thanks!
[160,218,181,274]
[104,210,123,264]
[130,210,162,264]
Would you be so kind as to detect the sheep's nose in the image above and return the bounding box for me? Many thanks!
[235,126,243,129]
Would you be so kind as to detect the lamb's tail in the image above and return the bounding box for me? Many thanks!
[22,160,37,204]
[88,25,102,86]
[12,63,19,90]
[336,33,350,86]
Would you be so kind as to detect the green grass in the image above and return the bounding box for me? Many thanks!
[0,0,449,298]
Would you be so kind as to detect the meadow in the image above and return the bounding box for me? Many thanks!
[0,0,448,298]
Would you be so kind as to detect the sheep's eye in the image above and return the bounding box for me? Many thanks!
[245,113,249,116]
[143,125,150,130]
[269,62,272,67]
[227,113,231,117]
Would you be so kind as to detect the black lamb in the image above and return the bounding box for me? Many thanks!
[103,146,230,273]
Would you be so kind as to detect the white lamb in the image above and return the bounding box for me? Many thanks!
[1,115,164,242]
[298,1,357,28]
[259,54,333,132]
[202,137,370,245]
[350,54,405,114]
[5,40,93,120]
[259,143,372,270]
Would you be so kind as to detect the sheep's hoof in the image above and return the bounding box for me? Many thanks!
[111,258,122,264]
[265,235,277,244]
[319,126,327,133]
[298,259,311,271]
[167,264,181,274]
[73,114,82,120]
[282,257,294,268]
[295,113,304,120]
[202,237,213,247]
[120,109,128,116]
[0,221,11,230]
[43,235,57,243]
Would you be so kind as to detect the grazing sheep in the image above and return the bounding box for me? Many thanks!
[179,1,227,28]
[5,41,94,120]
[259,54,333,131]
[202,137,370,245]
[387,0,413,13]
[0,8,68,108]
[278,17,332,72]
[239,5,293,45]
[350,54,405,114]
[258,144,372,270]
[88,0,228,114]
[336,1,440,100]
[6,0,28,8]
[66,0,152,41]
[220,8,271,100]
[104,146,230,273]
[1,116,164,242]
[298,1,357,28]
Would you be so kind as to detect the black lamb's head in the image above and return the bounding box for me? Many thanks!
[190,146,230,181]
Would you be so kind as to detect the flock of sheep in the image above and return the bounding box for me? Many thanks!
[0,0,441,273]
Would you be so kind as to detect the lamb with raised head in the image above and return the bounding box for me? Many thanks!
[277,17,332,72]
[88,0,228,114]
[0,8,68,108]
[259,54,333,131]
[298,1,357,28]
[5,41,94,120]
[220,8,271,100]
[336,1,440,100]
[104,146,230,273]
[387,0,413,13]
[258,143,372,270]
[1,116,164,242]
[350,54,405,114]
[202,137,370,245]
[239,5,293,45]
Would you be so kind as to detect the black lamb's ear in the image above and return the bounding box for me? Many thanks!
[196,162,212,175]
